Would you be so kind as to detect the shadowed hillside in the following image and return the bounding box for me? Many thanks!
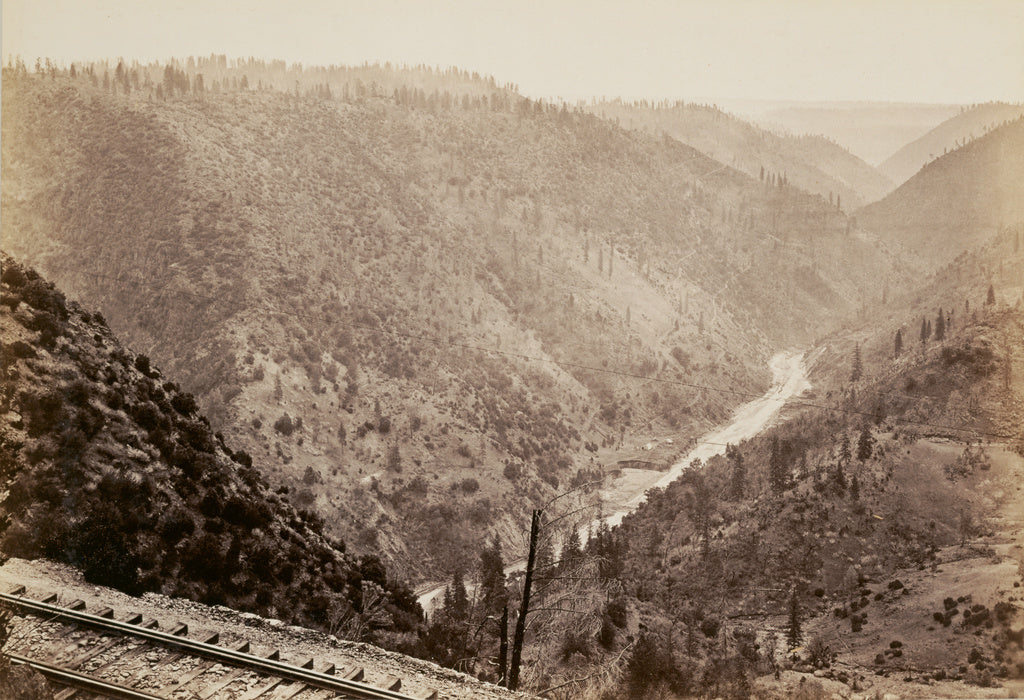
[0,255,423,649]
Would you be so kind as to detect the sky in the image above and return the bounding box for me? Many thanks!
[2,0,1023,104]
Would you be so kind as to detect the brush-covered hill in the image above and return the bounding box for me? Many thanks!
[858,117,1024,270]
[879,102,1024,186]
[596,253,1024,698]
[1,62,903,582]
[589,100,894,209]
[0,254,423,649]
[410,224,1024,698]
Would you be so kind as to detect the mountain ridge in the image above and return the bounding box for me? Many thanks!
[879,102,1024,186]
[587,99,894,209]
[858,116,1024,269]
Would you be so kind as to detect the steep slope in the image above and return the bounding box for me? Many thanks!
[1,65,905,581]
[858,117,1024,269]
[0,255,423,647]
[880,102,1024,186]
[589,100,894,208]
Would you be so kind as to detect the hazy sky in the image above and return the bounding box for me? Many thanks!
[3,0,1023,103]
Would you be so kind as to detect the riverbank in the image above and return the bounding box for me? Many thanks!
[416,349,811,614]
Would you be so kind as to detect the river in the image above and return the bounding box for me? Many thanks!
[415,349,811,615]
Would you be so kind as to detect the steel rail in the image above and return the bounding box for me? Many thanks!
[0,591,419,700]
[7,652,165,700]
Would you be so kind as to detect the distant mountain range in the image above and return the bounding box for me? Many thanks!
[720,99,962,166]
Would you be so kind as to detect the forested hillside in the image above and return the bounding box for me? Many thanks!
[590,99,894,209]
[1,61,903,580]
[879,102,1024,186]
[0,255,423,649]
[858,117,1024,270]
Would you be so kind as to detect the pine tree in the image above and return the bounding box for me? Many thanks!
[561,527,583,571]
[935,308,945,341]
[479,534,506,620]
[856,426,873,462]
[442,569,469,623]
[987,284,996,306]
[894,328,903,357]
[830,462,847,494]
[386,442,401,472]
[920,318,929,345]
[850,344,863,382]
[727,443,745,500]
[769,437,787,492]
[787,587,802,648]
[839,436,852,466]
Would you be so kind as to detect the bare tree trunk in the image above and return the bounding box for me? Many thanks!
[498,605,509,687]
[509,509,540,691]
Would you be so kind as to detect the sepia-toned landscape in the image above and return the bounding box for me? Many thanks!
[1,2,1023,698]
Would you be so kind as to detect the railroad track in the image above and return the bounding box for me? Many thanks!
[1,587,437,700]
